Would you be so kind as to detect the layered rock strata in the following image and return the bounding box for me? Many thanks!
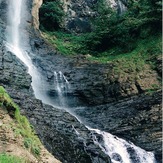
[0,0,162,163]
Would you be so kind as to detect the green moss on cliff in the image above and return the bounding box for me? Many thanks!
[0,86,41,157]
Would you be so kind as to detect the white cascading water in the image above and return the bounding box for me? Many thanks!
[54,71,70,107]
[88,128,156,163]
[9,0,22,47]
[108,0,117,8]
[6,0,53,105]
[53,74,157,163]
[117,0,127,14]
[6,0,157,163]
[106,0,127,14]
[6,0,39,93]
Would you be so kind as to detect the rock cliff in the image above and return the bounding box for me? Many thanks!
[32,0,43,29]
[0,0,162,162]
[31,0,162,162]
[60,0,127,32]
[39,0,127,32]
[0,0,111,162]
[0,87,60,163]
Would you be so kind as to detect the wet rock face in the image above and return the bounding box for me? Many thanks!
[61,0,97,33]
[29,38,161,106]
[9,90,111,163]
[39,0,126,33]
[0,31,111,163]
[28,34,162,162]
[0,0,7,24]
[0,2,111,162]
[72,91,162,162]
[0,23,111,163]
[0,47,31,91]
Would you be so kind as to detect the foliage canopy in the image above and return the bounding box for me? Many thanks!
[39,0,65,31]
[39,0,162,55]
[84,0,162,53]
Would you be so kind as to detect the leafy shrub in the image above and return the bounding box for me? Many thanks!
[39,0,65,31]
[24,138,40,156]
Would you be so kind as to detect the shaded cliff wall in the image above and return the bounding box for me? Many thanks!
[37,0,127,32]
[60,0,127,32]
[32,0,43,29]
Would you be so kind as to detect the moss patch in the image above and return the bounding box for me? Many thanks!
[0,86,41,157]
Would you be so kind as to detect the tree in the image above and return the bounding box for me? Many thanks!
[39,0,65,31]
[84,0,162,53]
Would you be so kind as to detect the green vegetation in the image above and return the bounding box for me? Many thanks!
[43,31,161,76]
[42,31,86,55]
[83,0,162,53]
[40,0,161,56]
[24,138,40,156]
[0,86,41,157]
[40,0,161,79]
[0,153,25,163]
[39,0,65,31]
[88,35,161,73]
[146,84,160,94]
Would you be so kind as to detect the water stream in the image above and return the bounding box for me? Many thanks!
[5,0,157,162]
[88,128,156,163]
[117,0,127,14]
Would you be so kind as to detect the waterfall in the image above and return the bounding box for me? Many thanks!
[54,73,156,163]
[117,0,127,14]
[6,0,33,75]
[6,0,157,163]
[8,0,22,47]
[51,72,157,163]
[6,0,52,105]
[106,0,127,14]
[54,71,70,107]
[88,128,156,163]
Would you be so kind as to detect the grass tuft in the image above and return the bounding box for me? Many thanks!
[0,153,25,163]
